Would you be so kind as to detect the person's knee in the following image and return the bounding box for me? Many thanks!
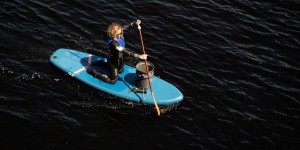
[108,77,117,84]
[108,72,118,84]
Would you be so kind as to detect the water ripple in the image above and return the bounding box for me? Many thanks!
[1,0,299,149]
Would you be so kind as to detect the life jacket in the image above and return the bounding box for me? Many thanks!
[107,36,125,47]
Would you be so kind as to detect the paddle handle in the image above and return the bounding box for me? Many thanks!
[138,24,160,116]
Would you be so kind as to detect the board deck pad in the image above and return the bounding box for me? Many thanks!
[50,48,183,105]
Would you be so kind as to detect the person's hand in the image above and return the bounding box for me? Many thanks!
[139,54,147,60]
[136,20,141,25]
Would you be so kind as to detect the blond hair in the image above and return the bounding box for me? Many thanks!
[107,22,123,38]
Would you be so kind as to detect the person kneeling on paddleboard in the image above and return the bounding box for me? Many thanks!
[87,20,147,84]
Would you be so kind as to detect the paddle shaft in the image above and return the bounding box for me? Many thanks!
[138,25,160,116]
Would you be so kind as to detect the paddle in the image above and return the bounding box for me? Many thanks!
[138,24,161,116]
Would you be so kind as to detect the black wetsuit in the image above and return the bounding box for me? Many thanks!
[88,22,140,84]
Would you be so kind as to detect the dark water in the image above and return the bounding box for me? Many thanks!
[1,0,299,149]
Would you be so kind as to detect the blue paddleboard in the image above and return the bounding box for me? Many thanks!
[50,48,183,105]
